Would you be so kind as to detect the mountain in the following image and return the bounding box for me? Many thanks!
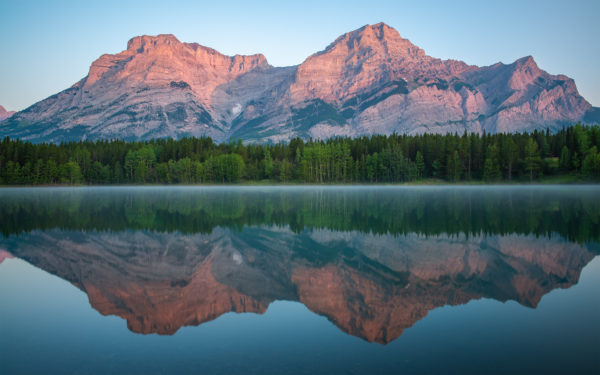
[1,23,596,143]
[0,105,15,121]
[2,228,596,343]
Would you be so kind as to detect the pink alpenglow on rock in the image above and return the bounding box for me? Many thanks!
[1,23,596,143]
[0,106,15,121]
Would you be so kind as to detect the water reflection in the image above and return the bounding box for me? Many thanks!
[0,186,598,344]
[2,186,599,241]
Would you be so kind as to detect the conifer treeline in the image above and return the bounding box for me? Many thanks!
[1,125,599,184]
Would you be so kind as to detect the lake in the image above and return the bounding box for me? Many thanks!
[0,186,599,374]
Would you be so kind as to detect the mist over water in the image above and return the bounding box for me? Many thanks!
[0,186,598,374]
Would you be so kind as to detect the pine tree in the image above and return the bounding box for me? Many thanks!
[503,138,519,180]
[263,149,273,180]
[559,146,570,172]
[483,145,502,182]
[524,138,542,181]
[582,146,600,178]
[280,159,292,183]
[415,151,425,179]
[446,150,462,181]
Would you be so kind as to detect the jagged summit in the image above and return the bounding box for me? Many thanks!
[126,34,181,50]
[0,23,595,143]
[125,33,269,65]
[290,23,472,103]
[85,33,268,88]
[332,22,423,54]
[0,105,15,121]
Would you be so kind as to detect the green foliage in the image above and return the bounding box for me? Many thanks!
[447,150,462,181]
[582,146,600,178]
[213,154,245,183]
[263,149,273,179]
[559,146,570,172]
[62,161,83,184]
[502,137,519,180]
[280,159,292,182]
[0,125,599,185]
[483,145,502,181]
[415,151,425,179]
[525,138,542,181]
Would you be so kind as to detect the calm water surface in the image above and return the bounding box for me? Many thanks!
[0,186,599,374]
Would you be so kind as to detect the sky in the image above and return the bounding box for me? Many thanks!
[0,0,598,111]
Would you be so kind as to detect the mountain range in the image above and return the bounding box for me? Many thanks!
[3,229,596,344]
[1,23,597,143]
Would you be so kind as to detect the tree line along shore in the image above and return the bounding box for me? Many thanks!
[0,125,599,185]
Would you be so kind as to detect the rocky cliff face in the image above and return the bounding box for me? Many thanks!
[0,105,15,121]
[2,227,595,343]
[0,23,596,143]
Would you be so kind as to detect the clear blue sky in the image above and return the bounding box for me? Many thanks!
[1,0,598,111]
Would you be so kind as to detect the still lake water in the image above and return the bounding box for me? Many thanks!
[0,186,599,374]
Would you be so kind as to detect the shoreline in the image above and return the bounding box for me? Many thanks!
[1,180,599,188]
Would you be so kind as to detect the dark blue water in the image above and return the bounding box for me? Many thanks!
[0,186,599,374]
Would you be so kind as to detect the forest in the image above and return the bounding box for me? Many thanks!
[0,124,599,185]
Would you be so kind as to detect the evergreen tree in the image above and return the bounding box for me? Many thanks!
[63,161,83,184]
[113,161,124,183]
[446,150,462,181]
[431,159,441,178]
[263,149,273,179]
[483,145,502,182]
[502,138,519,180]
[0,125,599,185]
[524,138,542,181]
[46,159,59,184]
[559,146,570,172]
[415,151,425,179]
[582,146,600,178]
[280,159,292,182]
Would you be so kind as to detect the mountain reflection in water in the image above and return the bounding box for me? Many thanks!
[1,186,598,344]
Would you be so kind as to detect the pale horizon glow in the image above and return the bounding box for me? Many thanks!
[0,0,598,111]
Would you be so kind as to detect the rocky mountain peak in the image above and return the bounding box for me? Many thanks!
[126,34,181,52]
[0,105,15,121]
[518,55,537,66]
[289,23,464,103]
[507,55,544,91]
[320,22,424,59]
[513,55,541,75]
[124,33,268,68]
[83,33,269,89]
[1,24,595,143]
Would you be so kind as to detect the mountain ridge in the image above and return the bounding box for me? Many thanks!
[0,105,15,121]
[1,23,596,143]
